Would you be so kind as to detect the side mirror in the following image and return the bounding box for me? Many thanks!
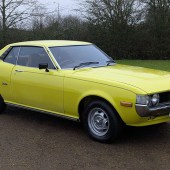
[39,63,49,72]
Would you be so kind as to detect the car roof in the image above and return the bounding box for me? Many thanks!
[10,40,92,47]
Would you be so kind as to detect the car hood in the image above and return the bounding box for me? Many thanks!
[71,64,170,94]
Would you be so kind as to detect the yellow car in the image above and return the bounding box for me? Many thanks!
[0,40,170,143]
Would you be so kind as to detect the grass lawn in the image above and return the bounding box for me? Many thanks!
[117,60,170,72]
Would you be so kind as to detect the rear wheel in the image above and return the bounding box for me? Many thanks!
[0,96,6,114]
[82,100,123,143]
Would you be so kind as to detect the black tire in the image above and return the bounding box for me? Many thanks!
[0,96,6,114]
[82,100,123,143]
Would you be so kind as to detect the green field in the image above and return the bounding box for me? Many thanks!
[117,60,170,72]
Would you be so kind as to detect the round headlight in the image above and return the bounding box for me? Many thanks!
[136,95,151,105]
[151,94,160,106]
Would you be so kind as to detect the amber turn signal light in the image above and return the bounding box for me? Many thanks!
[120,101,133,107]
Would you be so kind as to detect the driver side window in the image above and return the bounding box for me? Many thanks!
[17,46,55,69]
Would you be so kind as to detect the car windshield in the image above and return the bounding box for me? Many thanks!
[49,45,114,69]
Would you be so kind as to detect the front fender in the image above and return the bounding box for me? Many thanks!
[64,78,142,124]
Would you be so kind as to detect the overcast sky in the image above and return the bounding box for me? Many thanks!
[37,0,80,16]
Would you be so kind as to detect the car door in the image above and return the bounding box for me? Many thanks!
[0,47,20,102]
[11,46,64,114]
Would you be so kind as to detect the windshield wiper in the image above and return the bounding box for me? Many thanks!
[106,60,116,66]
[73,62,99,70]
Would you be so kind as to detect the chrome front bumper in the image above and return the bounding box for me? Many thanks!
[136,103,170,117]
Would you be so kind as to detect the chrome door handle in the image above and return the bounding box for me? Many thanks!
[15,70,24,73]
[2,82,8,86]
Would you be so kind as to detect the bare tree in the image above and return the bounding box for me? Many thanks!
[79,0,144,58]
[0,0,37,44]
[31,3,59,30]
[143,0,170,23]
[81,0,143,26]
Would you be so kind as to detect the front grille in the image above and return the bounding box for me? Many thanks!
[159,92,170,103]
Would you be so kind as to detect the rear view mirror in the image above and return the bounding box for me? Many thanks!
[39,63,49,72]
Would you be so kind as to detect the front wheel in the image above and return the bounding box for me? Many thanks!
[82,100,123,143]
[0,96,6,114]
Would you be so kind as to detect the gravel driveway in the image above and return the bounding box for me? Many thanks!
[0,106,170,170]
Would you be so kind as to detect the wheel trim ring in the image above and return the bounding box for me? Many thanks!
[88,107,110,137]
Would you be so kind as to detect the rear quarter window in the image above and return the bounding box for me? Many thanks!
[3,47,20,65]
[1,47,12,60]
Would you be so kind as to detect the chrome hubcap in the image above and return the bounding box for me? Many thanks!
[88,107,110,136]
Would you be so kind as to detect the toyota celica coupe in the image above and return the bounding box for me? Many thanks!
[0,40,170,143]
